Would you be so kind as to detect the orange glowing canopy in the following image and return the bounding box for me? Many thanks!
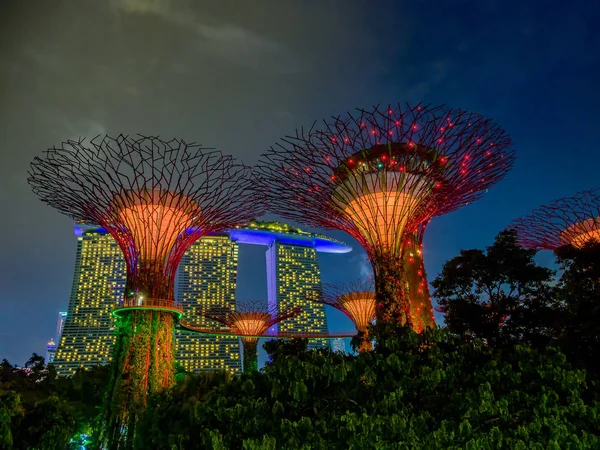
[333,171,434,254]
[111,189,197,263]
[230,312,273,337]
[338,292,376,332]
[562,217,600,248]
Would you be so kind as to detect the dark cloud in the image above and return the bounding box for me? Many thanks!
[1,0,599,363]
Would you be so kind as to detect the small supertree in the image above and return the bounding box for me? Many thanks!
[201,301,302,373]
[510,189,600,250]
[308,278,375,352]
[257,103,514,330]
[28,135,261,447]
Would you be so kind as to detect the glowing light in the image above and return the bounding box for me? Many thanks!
[333,172,434,253]
[113,190,195,267]
[562,217,600,248]
[231,315,271,336]
[339,292,376,332]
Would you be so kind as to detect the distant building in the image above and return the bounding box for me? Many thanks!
[176,235,241,373]
[229,221,350,350]
[266,242,329,349]
[46,312,67,365]
[330,338,346,353]
[56,312,67,337]
[53,224,126,376]
[45,339,57,364]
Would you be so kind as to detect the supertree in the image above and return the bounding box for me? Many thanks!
[510,189,600,250]
[28,135,261,447]
[257,103,514,330]
[307,278,375,352]
[198,301,303,373]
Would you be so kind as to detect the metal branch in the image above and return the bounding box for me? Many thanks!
[510,188,600,250]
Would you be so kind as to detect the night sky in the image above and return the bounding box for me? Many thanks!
[1,0,599,365]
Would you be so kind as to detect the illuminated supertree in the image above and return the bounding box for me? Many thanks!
[308,278,375,352]
[28,135,261,446]
[199,301,302,373]
[510,189,600,250]
[257,103,514,330]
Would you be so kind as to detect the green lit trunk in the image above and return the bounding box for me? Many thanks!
[103,310,175,449]
[242,338,259,373]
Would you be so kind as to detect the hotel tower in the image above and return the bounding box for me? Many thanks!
[54,222,350,375]
[176,235,241,373]
[53,224,126,376]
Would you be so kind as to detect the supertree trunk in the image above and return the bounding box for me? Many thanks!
[104,310,175,449]
[372,252,413,328]
[103,267,177,449]
[357,329,373,352]
[402,231,435,332]
[241,338,259,373]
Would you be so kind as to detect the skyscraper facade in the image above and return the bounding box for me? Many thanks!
[266,241,329,349]
[53,225,126,376]
[176,235,241,373]
[46,311,67,364]
[56,311,67,337]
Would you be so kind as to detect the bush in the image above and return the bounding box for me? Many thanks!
[135,328,600,449]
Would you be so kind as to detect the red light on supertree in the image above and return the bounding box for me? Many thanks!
[257,103,514,330]
[307,278,376,352]
[198,301,302,373]
[28,135,262,446]
[510,188,600,250]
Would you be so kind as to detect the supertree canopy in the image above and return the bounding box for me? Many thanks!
[510,188,600,250]
[308,278,376,352]
[257,103,514,330]
[28,135,261,447]
[200,301,302,373]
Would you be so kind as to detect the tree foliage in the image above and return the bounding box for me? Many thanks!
[554,241,600,376]
[0,356,109,449]
[432,230,600,379]
[432,230,560,348]
[135,328,600,449]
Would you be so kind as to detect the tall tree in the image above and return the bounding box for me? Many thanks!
[431,230,558,347]
[555,242,600,374]
[0,390,23,449]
